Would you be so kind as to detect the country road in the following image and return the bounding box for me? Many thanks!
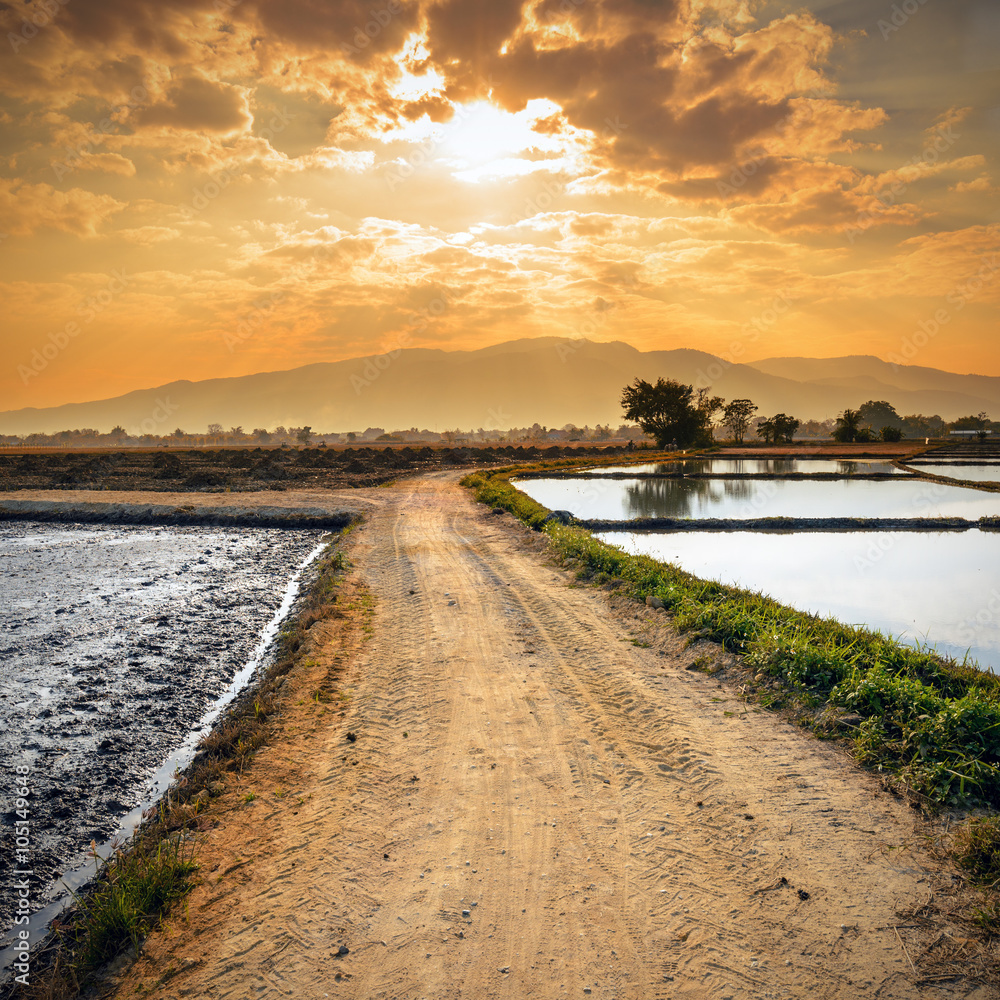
[111,473,990,999]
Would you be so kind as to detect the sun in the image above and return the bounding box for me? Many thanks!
[439,100,575,182]
[381,97,587,183]
[440,102,534,165]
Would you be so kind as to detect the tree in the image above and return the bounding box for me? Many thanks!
[951,412,990,430]
[902,413,945,438]
[253,428,272,443]
[858,400,902,432]
[722,399,758,444]
[832,409,860,443]
[296,425,312,444]
[620,378,718,448]
[881,426,904,442]
[772,413,800,443]
[207,423,223,437]
[950,412,993,441]
[755,417,775,444]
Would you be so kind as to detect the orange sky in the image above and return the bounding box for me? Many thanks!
[1,0,998,411]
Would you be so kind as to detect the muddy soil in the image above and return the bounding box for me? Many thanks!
[0,522,324,934]
[0,445,617,494]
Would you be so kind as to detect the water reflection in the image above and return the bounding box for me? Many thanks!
[516,476,1000,521]
[622,477,761,519]
[581,459,908,475]
[596,529,1000,673]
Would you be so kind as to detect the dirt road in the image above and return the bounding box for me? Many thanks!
[113,473,989,999]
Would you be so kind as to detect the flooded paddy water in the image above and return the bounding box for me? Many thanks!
[598,529,1000,671]
[516,459,1000,673]
[577,458,908,476]
[903,462,1000,483]
[0,521,324,956]
[518,475,1000,522]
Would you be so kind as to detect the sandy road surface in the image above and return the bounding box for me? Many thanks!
[113,473,989,999]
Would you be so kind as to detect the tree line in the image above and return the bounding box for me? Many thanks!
[0,422,647,449]
[620,377,995,448]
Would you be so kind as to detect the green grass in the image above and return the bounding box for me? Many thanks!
[953,815,1000,931]
[69,839,197,974]
[954,816,1000,886]
[464,469,1000,809]
[462,470,553,528]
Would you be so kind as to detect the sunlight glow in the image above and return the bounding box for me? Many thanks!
[439,99,584,182]
[441,102,549,163]
[390,67,446,103]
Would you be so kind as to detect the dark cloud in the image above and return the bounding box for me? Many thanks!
[135,76,250,132]
[250,0,420,62]
[251,85,342,156]
[50,0,205,55]
[426,0,526,77]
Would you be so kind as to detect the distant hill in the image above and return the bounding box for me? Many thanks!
[2,340,997,436]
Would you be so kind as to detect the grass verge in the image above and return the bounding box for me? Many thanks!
[10,532,353,999]
[467,466,1000,932]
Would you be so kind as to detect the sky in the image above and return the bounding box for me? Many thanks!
[1,0,998,411]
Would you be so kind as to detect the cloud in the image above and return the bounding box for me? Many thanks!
[817,224,1000,302]
[0,179,125,236]
[952,176,996,194]
[419,0,874,187]
[250,0,420,61]
[729,186,923,237]
[117,226,182,245]
[0,0,997,405]
[134,76,252,133]
[66,152,138,177]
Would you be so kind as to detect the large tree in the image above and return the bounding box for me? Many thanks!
[620,378,718,448]
[722,398,758,444]
[858,400,903,432]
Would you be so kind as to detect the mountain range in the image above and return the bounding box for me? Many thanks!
[2,339,998,436]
